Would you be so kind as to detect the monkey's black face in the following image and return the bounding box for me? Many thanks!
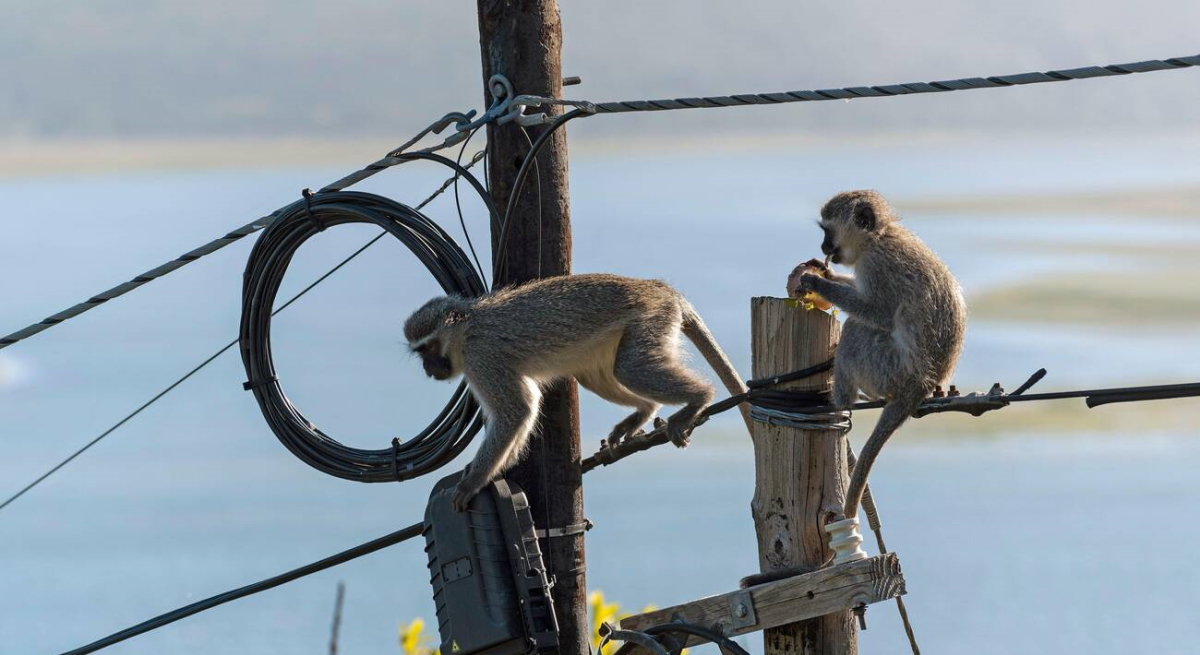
[819,223,842,263]
[423,354,454,380]
[413,339,455,381]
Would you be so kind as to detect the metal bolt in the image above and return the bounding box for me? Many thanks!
[948,385,961,397]
[734,603,748,618]
[852,604,867,630]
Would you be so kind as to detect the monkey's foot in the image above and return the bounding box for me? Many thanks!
[666,422,692,448]
[451,476,487,512]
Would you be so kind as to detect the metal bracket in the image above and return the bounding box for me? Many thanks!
[727,590,757,631]
[535,518,593,539]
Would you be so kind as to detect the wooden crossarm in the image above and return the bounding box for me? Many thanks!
[617,553,905,647]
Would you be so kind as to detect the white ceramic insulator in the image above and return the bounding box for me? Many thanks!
[825,517,868,565]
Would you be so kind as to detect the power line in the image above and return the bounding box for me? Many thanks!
[8,52,1199,351]
[59,522,424,655]
[511,53,1200,119]
[0,111,496,353]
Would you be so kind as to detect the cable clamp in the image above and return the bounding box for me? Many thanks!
[300,189,325,232]
[535,518,593,539]
[450,74,517,136]
[242,376,278,391]
[390,438,417,481]
[499,94,597,126]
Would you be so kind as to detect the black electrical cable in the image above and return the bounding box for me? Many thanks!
[240,156,499,481]
[453,127,487,279]
[58,522,424,655]
[611,621,753,655]
[493,108,587,280]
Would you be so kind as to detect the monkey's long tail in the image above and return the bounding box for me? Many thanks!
[843,391,925,519]
[680,305,753,433]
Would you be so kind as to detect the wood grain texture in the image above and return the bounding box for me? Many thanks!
[750,298,855,655]
[477,4,586,655]
[619,554,905,647]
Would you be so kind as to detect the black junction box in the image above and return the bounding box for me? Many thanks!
[424,473,558,655]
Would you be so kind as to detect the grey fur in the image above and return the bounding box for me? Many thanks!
[404,273,752,511]
[800,190,967,520]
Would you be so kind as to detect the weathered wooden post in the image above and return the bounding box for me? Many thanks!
[750,298,856,655]
[476,4,588,655]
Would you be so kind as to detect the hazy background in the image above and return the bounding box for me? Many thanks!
[2,2,1200,655]
[3,0,1200,144]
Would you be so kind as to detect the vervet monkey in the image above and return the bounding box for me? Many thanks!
[797,190,967,521]
[404,273,752,511]
[741,190,966,588]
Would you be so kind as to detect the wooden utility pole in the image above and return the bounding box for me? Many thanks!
[750,298,856,655]
[476,4,587,655]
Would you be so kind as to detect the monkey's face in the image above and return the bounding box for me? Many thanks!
[818,221,842,262]
[818,219,860,265]
[819,193,885,266]
[412,338,457,381]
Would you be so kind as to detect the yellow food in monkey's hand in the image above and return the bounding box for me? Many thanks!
[786,258,834,311]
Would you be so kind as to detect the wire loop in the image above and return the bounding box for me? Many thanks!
[239,155,499,483]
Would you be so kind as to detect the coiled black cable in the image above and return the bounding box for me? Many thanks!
[239,153,499,482]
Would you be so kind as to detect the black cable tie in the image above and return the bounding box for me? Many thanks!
[301,188,325,232]
[242,376,278,391]
[391,437,402,481]
[746,358,835,389]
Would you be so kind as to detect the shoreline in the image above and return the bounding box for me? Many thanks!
[5,128,1199,179]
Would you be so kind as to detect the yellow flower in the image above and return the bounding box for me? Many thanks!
[588,591,685,655]
[400,618,439,655]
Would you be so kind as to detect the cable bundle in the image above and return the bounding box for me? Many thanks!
[240,178,493,482]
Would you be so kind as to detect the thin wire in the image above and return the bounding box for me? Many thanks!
[453,128,487,282]
[493,109,587,281]
[0,157,485,514]
[517,127,545,279]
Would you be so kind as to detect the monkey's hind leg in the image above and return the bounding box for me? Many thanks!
[577,371,660,444]
[612,328,714,449]
[831,358,860,409]
[454,376,542,512]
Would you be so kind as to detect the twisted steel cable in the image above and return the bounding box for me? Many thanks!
[240,154,498,482]
[589,54,1200,114]
[7,54,1198,351]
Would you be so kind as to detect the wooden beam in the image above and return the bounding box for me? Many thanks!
[750,297,856,654]
[618,554,905,648]
[476,4,586,655]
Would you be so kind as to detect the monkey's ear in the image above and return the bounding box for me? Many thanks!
[853,203,877,231]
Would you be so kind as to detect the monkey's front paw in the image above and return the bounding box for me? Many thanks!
[796,273,822,293]
[666,422,692,448]
[451,477,487,512]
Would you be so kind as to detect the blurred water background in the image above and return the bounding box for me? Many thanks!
[5,1,1200,653]
[3,133,1199,655]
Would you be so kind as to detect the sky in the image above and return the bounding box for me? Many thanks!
[2,0,1198,142]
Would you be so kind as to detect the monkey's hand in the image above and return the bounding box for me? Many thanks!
[451,474,488,512]
[796,273,823,293]
[802,257,830,272]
